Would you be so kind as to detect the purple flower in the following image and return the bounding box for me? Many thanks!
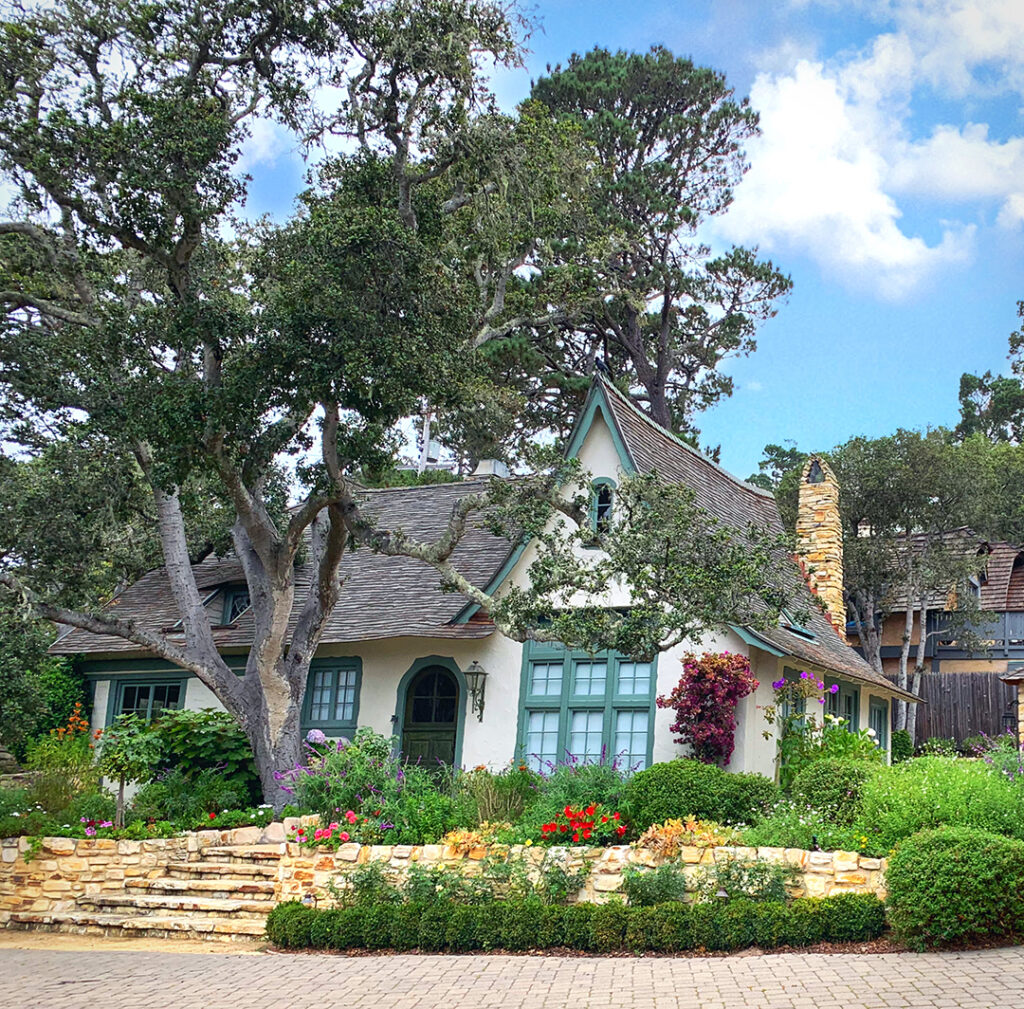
[830,684,839,694]
[306,729,327,745]
[800,671,809,680]
[84,826,96,837]
[771,678,786,690]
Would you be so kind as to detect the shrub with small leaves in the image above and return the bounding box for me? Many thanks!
[622,863,688,907]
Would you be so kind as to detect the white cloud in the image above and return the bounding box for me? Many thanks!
[237,117,295,174]
[717,1,1024,299]
[718,57,973,299]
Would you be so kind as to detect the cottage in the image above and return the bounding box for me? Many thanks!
[52,377,912,774]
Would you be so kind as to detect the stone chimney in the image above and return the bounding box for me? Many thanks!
[796,455,846,641]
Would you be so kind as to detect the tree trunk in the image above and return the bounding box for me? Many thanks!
[116,776,126,829]
[907,595,929,743]
[251,721,304,812]
[895,601,915,732]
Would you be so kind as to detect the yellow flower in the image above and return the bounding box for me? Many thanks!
[524,839,533,846]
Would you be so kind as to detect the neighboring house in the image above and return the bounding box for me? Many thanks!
[52,377,912,775]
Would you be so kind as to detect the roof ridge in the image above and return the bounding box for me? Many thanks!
[596,375,777,501]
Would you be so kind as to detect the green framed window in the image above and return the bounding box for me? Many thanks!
[517,641,656,773]
[585,478,616,544]
[301,659,362,735]
[868,696,888,751]
[113,679,185,722]
[824,677,860,731]
[222,586,251,625]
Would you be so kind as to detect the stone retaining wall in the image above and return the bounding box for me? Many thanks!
[1,821,887,924]
[277,841,886,905]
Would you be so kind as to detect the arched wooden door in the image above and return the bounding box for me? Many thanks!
[402,665,459,765]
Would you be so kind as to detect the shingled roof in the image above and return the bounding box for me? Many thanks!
[594,378,916,700]
[53,376,916,699]
[52,479,513,656]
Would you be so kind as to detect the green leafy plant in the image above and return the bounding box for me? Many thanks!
[918,736,959,757]
[890,729,913,763]
[622,864,688,907]
[694,857,795,903]
[130,766,247,824]
[622,758,773,829]
[461,762,540,823]
[25,702,100,812]
[97,714,163,827]
[852,756,1024,853]
[147,708,260,804]
[790,758,875,827]
[886,827,1024,949]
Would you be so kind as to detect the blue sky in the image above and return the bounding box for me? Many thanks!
[243,0,1024,480]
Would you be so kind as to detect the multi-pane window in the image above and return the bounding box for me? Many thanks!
[526,711,560,767]
[222,587,251,624]
[519,644,655,773]
[573,661,607,696]
[868,697,889,752]
[824,677,860,731]
[116,681,183,722]
[617,662,651,696]
[303,662,361,731]
[569,710,604,760]
[594,483,614,534]
[614,710,650,768]
[529,661,563,696]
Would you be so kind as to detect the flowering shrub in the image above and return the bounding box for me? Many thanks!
[657,652,759,766]
[24,702,100,811]
[538,804,627,844]
[634,817,741,857]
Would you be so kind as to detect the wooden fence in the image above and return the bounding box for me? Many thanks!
[884,671,1018,746]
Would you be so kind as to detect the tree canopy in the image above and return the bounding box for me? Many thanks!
[0,0,795,805]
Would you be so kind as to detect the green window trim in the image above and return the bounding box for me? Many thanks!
[868,696,889,752]
[516,640,656,773]
[221,586,251,626]
[300,658,362,735]
[824,676,860,732]
[107,674,187,725]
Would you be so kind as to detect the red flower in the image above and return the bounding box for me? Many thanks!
[559,825,567,833]
[601,815,608,823]
[297,827,305,836]
[563,805,572,818]
[612,811,621,821]
[572,832,579,842]
[615,825,627,837]
[208,812,216,820]
[585,804,596,816]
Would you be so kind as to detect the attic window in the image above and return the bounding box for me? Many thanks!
[780,608,816,641]
[222,587,251,625]
[806,460,824,484]
[589,479,616,538]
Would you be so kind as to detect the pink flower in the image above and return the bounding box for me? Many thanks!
[339,832,350,842]
[84,826,96,837]
[345,810,358,825]
[99,821,113,828]
[328,822,339,831]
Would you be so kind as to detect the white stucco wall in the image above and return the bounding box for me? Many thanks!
[81,401,896,778]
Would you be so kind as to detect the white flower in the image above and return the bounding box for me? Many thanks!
[866,728,877,738]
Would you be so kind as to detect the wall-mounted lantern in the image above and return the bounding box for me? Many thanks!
[465,661,488,722]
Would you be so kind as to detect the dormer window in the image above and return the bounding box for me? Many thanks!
[591,479,616,536]
[222,586,251,625]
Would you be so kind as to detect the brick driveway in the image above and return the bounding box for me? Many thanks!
[1,946,1023,1008]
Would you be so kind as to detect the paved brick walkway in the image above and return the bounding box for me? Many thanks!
[1,946,1023,1008]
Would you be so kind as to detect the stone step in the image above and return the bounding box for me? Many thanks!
[164,860,279,879]
[200,845,283,862]
[7,910,266,942]
[76,892,275,919]
[125,876,277,899]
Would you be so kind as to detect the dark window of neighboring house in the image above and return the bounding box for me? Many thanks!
[115,680,184,722]
[222,587,251,625]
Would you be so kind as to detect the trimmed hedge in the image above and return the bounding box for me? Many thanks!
[886,827,1024,950]
[266,892,885,953]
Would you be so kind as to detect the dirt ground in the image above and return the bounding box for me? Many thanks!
[0,929,266,955]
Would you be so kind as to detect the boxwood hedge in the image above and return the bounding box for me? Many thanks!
[265,892,885,953]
